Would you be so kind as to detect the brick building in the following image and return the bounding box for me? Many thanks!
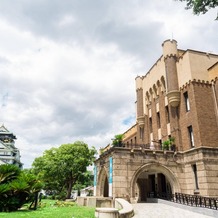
[94,40,218,202]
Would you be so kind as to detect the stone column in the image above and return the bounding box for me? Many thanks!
[162,39,180,107]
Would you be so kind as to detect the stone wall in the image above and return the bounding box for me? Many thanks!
[95,147,218,201]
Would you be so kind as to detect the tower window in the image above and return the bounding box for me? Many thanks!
[192,164,199,190]
[149,117,153,133]
[184,92,190,111]
[188,125,194,147]
[157,112,161,128]
[159,139,162,150]
[165,106,170,123]
[139,127,144,139]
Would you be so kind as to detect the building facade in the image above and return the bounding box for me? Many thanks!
[0,125,23,168]
[94,40,218,202]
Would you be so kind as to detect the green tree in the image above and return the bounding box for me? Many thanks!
[177,0,218,16]
[77,171,94,188]
[73,170,94,196]
[32,141,97,199]
[31,148,65,196]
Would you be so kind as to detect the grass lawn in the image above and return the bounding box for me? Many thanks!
[0,199,95,218]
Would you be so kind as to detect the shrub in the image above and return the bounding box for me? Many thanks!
[0,164,43,212]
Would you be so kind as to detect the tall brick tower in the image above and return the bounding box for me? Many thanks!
[135,76,147,144]
[162,40,181,149]
[162,39,180,107]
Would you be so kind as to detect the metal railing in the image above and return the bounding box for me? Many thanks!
[174,192,218,210]
[117,143,163,150]
[147,192,218,210]
[99,143,177,156]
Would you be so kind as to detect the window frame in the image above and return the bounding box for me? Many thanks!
[139,127,144,140]
[165,105,170,123]
[149,117,153,133]
[157,112,161,128]
[184,91,190,112]
[188,125,194,147]
[192,164,199,190]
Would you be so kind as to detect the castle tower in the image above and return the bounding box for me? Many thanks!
[0,125,22,168]
[162,39,180,107]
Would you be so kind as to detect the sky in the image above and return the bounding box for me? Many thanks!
[0,0,217,168]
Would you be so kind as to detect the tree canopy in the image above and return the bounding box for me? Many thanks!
[31,141,97,199]
[178,0,218,15]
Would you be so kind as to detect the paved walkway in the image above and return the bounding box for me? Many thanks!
[132,203,218,218]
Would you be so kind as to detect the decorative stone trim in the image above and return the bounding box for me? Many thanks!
[166,90,180,107]
[181,79,212,90]
[137,116,145,127]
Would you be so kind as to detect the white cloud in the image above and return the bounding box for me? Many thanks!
[57,14,76,27]
[0,0,217,168]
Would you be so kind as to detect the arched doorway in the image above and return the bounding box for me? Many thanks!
[137,172,171,201]
[97,167,109,197]
[131,163,180,202]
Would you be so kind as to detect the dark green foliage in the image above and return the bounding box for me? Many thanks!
[112,134,124,147]
[162,137,176,151]
[178,0,218,15]
[0,164,43,212]
[55,191,67,200]
[162,140,170,150]
[0,164,20,184]
[73,170,94,196]
[78,171,94,188]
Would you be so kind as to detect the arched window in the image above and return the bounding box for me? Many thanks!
[160,76,166,92]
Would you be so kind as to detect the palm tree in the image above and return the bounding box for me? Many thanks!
[0,164,43,212]
[0,164,20,184]
[112,134,124,147]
